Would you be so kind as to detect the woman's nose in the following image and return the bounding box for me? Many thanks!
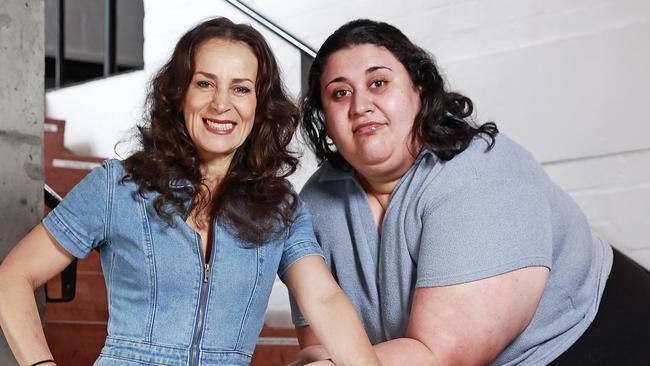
[211,90,231,114]
[350,89,374,116]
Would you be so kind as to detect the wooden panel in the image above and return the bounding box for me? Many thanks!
[44,323,106,365]
[252,327,300,365]
[45,270,107,322]
[251,345,300,366]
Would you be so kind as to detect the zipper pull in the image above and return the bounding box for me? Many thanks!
[204,263,211,283]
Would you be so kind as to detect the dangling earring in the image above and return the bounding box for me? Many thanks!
[325,133,334,146]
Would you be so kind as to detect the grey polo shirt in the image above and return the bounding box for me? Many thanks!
[291,134,612,365]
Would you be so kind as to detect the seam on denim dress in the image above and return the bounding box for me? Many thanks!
[97,353,169,366]
[104,160,113,249]
[105,161,116,334]
[138,194,157,342]
[48,210,89,255]
[107,249,116,334]
[235,245,264,350]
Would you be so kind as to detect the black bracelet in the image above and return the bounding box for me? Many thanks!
[30,359,55,366]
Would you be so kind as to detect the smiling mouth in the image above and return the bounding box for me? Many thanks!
[353,122,384,134]
[203,118,236,134]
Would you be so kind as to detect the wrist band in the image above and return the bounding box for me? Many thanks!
[30,360,55,366]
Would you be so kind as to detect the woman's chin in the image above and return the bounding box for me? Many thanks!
[349,150,390,167]
[349,154,398,177]
[347,149,416,181]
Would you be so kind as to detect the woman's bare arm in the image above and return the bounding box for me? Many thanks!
[283,255,381,366]
[295,266,548,365]
[0,224,74,366]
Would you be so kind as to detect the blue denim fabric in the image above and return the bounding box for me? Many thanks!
[42,159,322,366]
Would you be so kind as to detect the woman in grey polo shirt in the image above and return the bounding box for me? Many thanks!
[291,19,650,365]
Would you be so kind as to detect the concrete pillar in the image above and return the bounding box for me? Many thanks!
[0,0,44,364]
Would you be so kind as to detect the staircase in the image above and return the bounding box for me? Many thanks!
[43,118,108,364]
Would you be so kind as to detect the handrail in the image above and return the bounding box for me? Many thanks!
[224,0,317,58]
[44,183,63,209]
[44,184,78,303]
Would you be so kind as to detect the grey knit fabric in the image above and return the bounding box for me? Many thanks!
[291,134,612,365]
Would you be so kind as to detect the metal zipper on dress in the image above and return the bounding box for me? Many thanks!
[190,233,212,366]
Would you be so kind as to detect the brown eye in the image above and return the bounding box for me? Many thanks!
[196,80,211,88]
[370,80,387,88]
[233,86,252,95]
[333,89,351,99]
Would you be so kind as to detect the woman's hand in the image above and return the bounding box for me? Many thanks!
[0,224,74,366]
[304,360,334,366]
[287,344,331,366]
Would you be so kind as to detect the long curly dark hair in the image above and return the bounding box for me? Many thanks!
[124,17,299,245]
[302,19,498,170]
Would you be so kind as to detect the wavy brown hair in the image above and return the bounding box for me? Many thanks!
[302,19,498,170]
[124,17,299,244]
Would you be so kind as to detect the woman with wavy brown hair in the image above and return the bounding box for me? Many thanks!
[0,17,379,366]
[292,19,650,366]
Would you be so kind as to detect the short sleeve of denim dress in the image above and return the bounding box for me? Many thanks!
[42,161,110,258]
[277,203,324,277]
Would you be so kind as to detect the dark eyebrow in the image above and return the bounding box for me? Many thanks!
[195,71,254,84]
[324,66,393,87]
[195,71,216,80]
[231,78,255,84]
[325,76,348,87]
[367,66,392,73]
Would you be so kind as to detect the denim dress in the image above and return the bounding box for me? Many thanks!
[43,160,322,366]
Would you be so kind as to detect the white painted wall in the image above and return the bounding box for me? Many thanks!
[45,70,147,159]
[45,0,650,326]
[235,0,650,267]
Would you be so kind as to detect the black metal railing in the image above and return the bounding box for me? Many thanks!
[224,0,316,92]
[225,0,316,57]
[54,0,65,87]
[51,0,120,88]
[103,0,117,76]
[44,184,78,303]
